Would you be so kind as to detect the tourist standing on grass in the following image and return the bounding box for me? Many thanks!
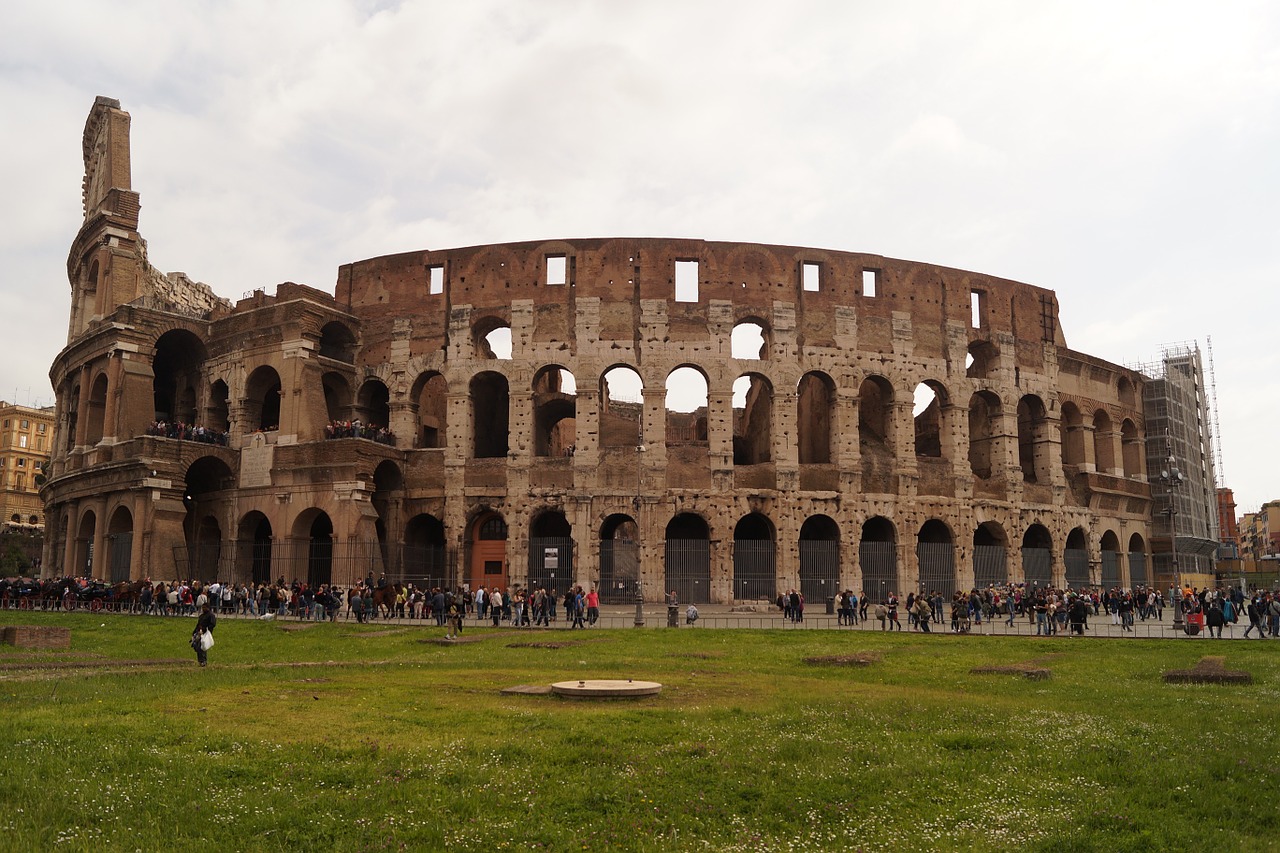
[191,603,216,667]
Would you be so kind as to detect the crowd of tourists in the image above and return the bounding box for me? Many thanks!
[324,420,396,445]
[145,421,230,445]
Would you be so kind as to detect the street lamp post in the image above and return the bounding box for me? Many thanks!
[1158,430,1186,631]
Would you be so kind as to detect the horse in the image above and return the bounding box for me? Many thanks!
[111,580,152,612]
[367,583,403,619]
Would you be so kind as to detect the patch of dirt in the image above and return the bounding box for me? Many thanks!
[805,652,882,667]
[350,629,411,638]
[970,664,1051,680]
[0,658,188,671]
[507,641,582,649]
[1164,656,1252,685]
[278,623,319,632]
[668,651,724,659]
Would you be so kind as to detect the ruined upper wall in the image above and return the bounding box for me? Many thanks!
[336,238,1069,364]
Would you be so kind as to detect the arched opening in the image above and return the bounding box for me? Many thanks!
[600,366,643,449]
[913,381,948,459]
[152,329,207,425]
[238,511,273,585]
[1060,402,1085,469]
[799,515,839,604]
[797,371,834,464]
[731,319,768,360]
[85,373,108,444]
[413,371,448,449]
[65,382,80,450]
[74,510,96,578]
[372,461,403,577]
[859,516,898,602]
[105,505,133,583]
[1092,410,1116,474]
[1121,419,1142,478]
[966,341,998,379]
[1127,533,1148,587]
[732,373,772,465]
[1064,527,1089,589]
[1100,530,1121,590]
[599,514,639,604]
[471,372,510,458]
[859,376,894,492]
[1117,375,1137,409]
[1021,524,1053,587]
[184,456,234,582]
[529,510,573,593]
[665,367,709,445]
[469,511,508,591]
[665,513,710,604]
[318,321,357,363]
[1016,395,1050,484]
[733,513,775,602]
[968,391,1002,479]
[355,378,391,433]
[207,380,230,433]
[322,372,352,425]
[404,514,448,589]
[297,511,333,588]
[474,317,512,360]
[973,522,1008,589]
[917,519,956,597]
[244,365,282,432]
[533,366,577,457]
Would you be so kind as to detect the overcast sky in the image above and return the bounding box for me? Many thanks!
[1,1,1275,514]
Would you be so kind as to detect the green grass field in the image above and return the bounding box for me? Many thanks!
[1,610,1277,852]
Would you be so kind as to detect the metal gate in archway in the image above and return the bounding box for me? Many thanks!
[1022,547,1052,588]
[859,541,897,602]
[1101,551,1120,590]
[917,542,956,597]
[1064,548,1090,589]
[664,539,710,604]
[599,539,639,604]
[529,537,573,595]
[973,545,1007,589]
[108,533,132,583]
[1128,551,1148,586]
[799,539,840,604]
[733,539,775,602]
[398,543,452,590]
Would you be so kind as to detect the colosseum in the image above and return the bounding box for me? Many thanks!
[43,97,1154,604]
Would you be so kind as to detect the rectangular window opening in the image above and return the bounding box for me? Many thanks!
[862,269,879,297]
[18,435,27,448]
[970,289,986,328]
[546,255,567,286]
[428,265,444,295]
[802,262,821,292]
[675,260,699,303]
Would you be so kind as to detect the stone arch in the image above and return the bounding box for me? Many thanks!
[1100,529,1121,590]
[153,329,207,425]
[1016,395,1050,483]
[1021,523,1053,587]
[74,509,96,578]
[533,365,577,458]
[105,504,133,583]
[733,512,775,602]
[244,365,282,432]
[1117,375,1137,408]
[322,372,353,425]
[1092,409,1116,473]
[917,519,956,597]
[859,375,895,492]
[372,460,403,577]
[471,371,510,458]
[207,379,230,432]
[973,521,1008,588]
[411,370,448,449]
[967,340,999,379]
[859,516,898,601]
[318,321,357,363]
[85,371,109,444]
[468,510,508,591]
[665,512,711,604]
[355,378,391,430]
[529,509,573,592]
[238,510,273,585]
[732,372,773,465]
[1121,418,1142,478]
[184,455,234,582]
[912,380,949,459]
[289,509,334,588]
[473,315,512,360]
[799,514,840,604]
[1064,527,1089,589]
[599,513,639,603]
[1060,401,1085,469]
[797,371,834,464]
[665,366,709,444]
[600,365,643,449]
[1127,532,1148,587]
[403,513,448,588]
[968,391,1002,479]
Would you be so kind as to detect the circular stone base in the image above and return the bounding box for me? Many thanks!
[550,679,663,698]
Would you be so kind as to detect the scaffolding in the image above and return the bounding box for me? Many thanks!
[1130,342,1221,580]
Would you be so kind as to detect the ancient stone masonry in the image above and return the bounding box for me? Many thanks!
[43,98,1154,603]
